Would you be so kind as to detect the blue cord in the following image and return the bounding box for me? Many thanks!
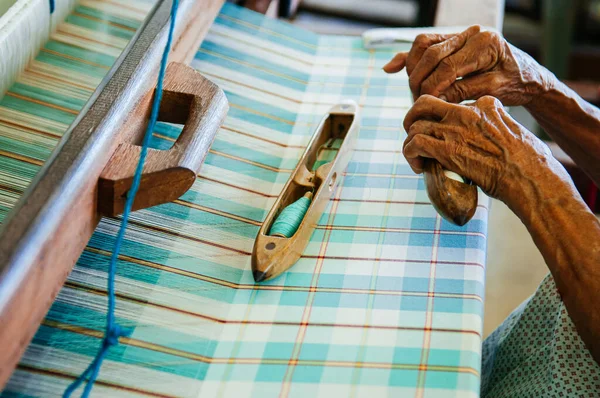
[49,0,55,14]
[63,1,179,396]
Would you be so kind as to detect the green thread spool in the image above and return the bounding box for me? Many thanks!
[269,192,312,238]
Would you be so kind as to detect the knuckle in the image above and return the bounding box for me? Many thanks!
[418,94,436,104]
[480,30,502,45]
[415,33,430,46]
[412,120,428,132]
[411,135,425,148]
[412,95,427,106]
[480,30,494,41]
[478,95,499,107]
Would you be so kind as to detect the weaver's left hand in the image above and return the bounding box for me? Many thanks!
[403,95,558,208]
[382,25,549,106]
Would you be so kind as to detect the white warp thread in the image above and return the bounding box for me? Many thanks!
[0,0,76,99]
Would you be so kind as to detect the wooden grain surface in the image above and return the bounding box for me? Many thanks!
[98,62,227,216]
[0,0,225,387]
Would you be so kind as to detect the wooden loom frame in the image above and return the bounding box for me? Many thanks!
[0,0,227,386]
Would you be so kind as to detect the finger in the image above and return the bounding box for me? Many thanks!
[420,31,502,98]
[402,134,445,174]
[403,95,459,133]
[439,74,496,103]
[406,32,459,76]
[403,121,444,172]
[408,25,481,97]
[383,52,408,73]
[404,120,446,147]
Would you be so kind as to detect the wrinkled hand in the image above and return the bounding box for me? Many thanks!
[384,26,550,106]
[403,95,555,204]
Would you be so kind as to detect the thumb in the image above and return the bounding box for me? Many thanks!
[440,74,494,103]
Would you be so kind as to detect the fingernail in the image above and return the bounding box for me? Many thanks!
[439,95,447,101]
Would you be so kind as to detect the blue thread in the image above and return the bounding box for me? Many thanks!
[49,0,55,14]
[62,1,179,396]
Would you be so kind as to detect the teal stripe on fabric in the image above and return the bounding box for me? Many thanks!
[214,16,313,55]
[152,122,301,170]
[0,392,38,398]
[44,41,116,68]
[347,161,413,175]
[87,232,246,283]
[10,82,86,111]
[0,205,14,224]
[316,211,486,236]
[144,202,259,239]
[0,136,56,161]
[201,40,310,83]
[35,51,109,78]
[0,95,75,124]
[0,156,41,183]
[225,91,297,124]
[73,5,142,30]
[219,3,318,52]
[66,15,137,40]
[79,249,234,295]
[342,175,423,190]
[194,50,306,92]
[154,121,181,139]
[226,107,294,134]
[211,139,299,170]
[46,300,218,358]
[32,325,211,379]
[148,134,172,150]
[204,152,290,184]
[74,251,238,304]
[180,190,267,222]
[358,128,404,140]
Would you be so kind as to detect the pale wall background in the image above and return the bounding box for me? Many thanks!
[0,0,18,16]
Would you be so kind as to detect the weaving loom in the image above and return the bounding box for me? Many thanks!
[0,1,489,396]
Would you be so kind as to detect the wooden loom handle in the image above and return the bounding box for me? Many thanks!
[423,159,478,226]
[98,62,228,216]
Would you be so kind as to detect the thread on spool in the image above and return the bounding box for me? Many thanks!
[269,192,312,238]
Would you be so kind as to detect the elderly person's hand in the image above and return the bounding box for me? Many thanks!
[394,25,600,379]
[402,95,561,206]
[383,25,551,106]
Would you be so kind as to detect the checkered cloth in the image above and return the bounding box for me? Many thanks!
[1,3,489,397]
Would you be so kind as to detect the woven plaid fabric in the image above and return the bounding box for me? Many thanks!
[1,3,489,397]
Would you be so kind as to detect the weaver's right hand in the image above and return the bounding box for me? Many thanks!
[383,25,553,107]
[402,95,563,207]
